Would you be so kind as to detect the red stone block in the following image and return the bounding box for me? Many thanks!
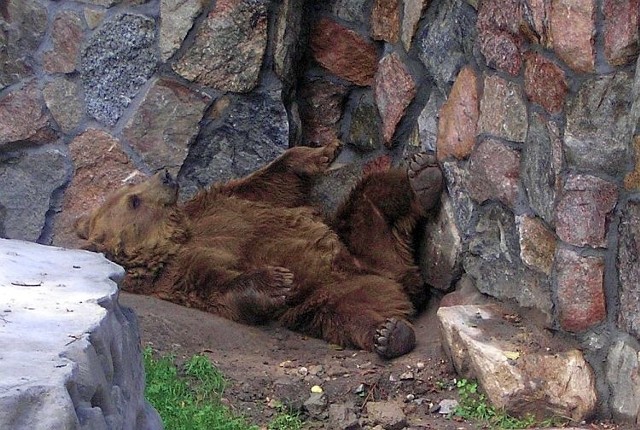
[436,66,479,161]
[467,138,520,208]
[603,0,640,66]
[371,0,401,43]
[310,18,378,86]
[374,52,417,146]
[477,0,525,75]
[299,77,348,147]
[550,0,596,73]
[524,52,568,114]
[556,174,618,248]
[555,248,606,332]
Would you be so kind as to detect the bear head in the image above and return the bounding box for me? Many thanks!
[75,170,190,274]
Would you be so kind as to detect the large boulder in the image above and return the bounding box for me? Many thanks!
[437,304,597,422]
[0,238,162,430]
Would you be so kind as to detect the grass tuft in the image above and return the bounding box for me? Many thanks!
[143,347,258,430]
[453,379,567,429]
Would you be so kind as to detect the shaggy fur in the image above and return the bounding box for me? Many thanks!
[75,141,443,358]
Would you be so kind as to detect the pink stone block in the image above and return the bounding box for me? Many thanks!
[556,174,618,248]
[436,66,479,161]
[310,18,378,86]
[550,0,596,73]
[374,53,417,146]
[555,248,606,332]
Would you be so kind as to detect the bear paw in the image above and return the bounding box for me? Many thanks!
[263,266,294,297]
[316,139,343,171]
[408,153,443,211]
[374,318,416,359]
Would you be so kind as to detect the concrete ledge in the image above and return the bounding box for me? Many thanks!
[0,238,162,430]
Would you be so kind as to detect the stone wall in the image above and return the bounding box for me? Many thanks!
[1,0,639,423]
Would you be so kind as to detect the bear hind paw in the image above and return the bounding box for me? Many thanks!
[408,153,443,211]
[374,318,416,359]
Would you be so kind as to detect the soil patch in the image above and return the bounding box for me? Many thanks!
[121,292,626,430]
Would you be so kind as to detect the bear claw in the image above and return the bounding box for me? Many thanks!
[408,153,443,211]
[374,318,416,359]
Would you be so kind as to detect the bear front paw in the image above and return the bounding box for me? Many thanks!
[374,318,416,359]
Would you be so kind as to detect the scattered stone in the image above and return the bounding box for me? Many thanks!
[172,0,268,92]
[304,392,328,418]
[123,78,211,175]
[467,138,520,208]
[308,365,324,376]
[603,0,639,66]
[555,174,618,248]
[0,238,162,430]
[555,247,606,333]
[417,0,477,93]
[437,399,458,414]
[0,149,68,242]
[365,401,407,430]
[298,367,309,376]
[564,72,634,177]
[549,0,595,72]
[478,74,528,143]
[329,403,360,430]
[310,18,378,86]
[617,201,640,339]
[436,66,479,161]
[375,52,417,146]
[437,304,597,421]
[159,0,205,61]
[43,10,84,74]
[81,13,157,125]
[399,371,414,381]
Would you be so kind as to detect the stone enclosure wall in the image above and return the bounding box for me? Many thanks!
[1,0,640,424]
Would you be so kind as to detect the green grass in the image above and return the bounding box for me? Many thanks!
[267,404,303,430]
[453,379,566,429]
[143,347,258,430]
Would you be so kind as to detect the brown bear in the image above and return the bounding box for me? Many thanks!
[75,141,443,358]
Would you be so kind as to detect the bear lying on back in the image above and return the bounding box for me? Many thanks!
[75,141,443,358]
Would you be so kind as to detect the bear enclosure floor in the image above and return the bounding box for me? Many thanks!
[121,292,627,430]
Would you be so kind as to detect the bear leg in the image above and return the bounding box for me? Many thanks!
[215,139,342,208]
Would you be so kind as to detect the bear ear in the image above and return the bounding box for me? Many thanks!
[74,214,91,240]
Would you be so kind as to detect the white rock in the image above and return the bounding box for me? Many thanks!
[437,304,597,421]
[0,239,162,430]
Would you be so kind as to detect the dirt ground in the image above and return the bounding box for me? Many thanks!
[121,292,627,430]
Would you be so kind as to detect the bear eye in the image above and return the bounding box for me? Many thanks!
[129,194,141,210]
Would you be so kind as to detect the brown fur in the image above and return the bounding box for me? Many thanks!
[75,141,443,358]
